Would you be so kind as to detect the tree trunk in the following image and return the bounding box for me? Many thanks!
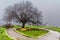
[22,23,25,28]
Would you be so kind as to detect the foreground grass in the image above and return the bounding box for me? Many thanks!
[17,28,48,38]
[0,27,13,40]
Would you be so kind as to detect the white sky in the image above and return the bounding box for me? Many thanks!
[0,0,60,26]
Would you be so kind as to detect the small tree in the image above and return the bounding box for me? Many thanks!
[3,1,42,28]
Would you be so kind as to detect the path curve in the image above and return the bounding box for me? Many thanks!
[6,28,37,40]
[38,30,60,40]
[6,28,60,40]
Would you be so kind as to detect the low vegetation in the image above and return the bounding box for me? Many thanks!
[1,24,60,40]
[0,27,13,40]
[26,25,60,32]
[16,28,48,38]
[26,25,49,29]
[3,23,13,29]
[47,27,60,32]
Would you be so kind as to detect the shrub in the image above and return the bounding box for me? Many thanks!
[3,23,13,29]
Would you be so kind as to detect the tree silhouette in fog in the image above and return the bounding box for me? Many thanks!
[4,1,42,28]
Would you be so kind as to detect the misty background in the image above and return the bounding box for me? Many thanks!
[0,0,60,26]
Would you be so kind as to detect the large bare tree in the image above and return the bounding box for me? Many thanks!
[4,1,42,28]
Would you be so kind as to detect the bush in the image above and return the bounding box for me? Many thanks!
[3,23,13,29]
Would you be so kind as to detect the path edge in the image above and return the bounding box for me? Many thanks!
[14,28,50,39]
[5,29,15,40]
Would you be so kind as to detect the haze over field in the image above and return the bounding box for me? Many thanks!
[0,0,60,26]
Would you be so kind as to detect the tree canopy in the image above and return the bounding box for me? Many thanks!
[3,1,42,28]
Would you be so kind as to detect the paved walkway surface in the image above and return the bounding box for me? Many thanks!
[38,30,60,40]
[6,28,38,40]
[6,28,60,40]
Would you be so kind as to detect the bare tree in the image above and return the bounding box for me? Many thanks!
[3,1,42,28]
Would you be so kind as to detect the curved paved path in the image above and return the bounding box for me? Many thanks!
[38,30,60,40]
[6,28,60,40]
[6,28,37,40]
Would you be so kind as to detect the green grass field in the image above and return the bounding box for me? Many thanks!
[13,25,60,32]
[16,28,48,38]
[0,25,60,40]
[0,27,13,40]
[27,25,60,32]
[26,25,49,28]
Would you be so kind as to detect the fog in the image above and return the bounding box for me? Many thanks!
[0,0,60,26]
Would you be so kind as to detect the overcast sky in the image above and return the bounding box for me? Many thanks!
[0,0,60,26]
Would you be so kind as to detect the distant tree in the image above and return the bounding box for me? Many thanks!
[3,1,42,28]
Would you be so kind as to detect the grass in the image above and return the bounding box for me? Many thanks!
[26,25,49,29]
[16,28,48,38]
[13,25,21,28]
[0,27,13,40]
[1,24,60,40]
[13,25,60,33]
[13,25,49,28]
[15,25,60,38]
[47,27,60,32]
[26,25,60,33]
